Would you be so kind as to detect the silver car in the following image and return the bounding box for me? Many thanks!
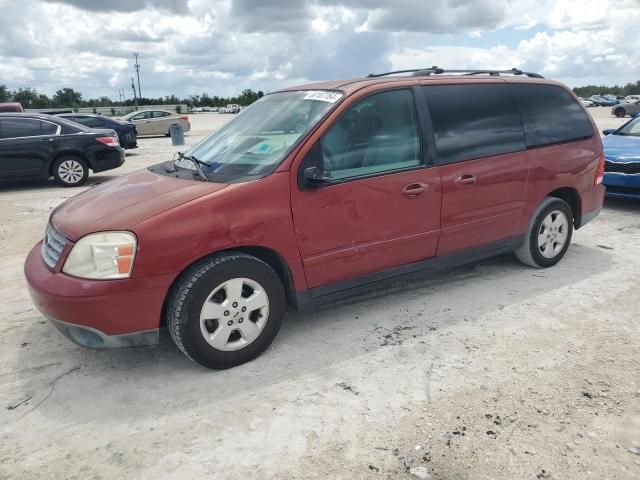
[121,109,191,136]
[612,101,640,118]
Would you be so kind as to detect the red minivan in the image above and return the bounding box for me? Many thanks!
[24,68,605,369]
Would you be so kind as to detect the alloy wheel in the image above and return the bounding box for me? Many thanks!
[199,277,270,351]
[58,160,85,184]
[537,210,569,259]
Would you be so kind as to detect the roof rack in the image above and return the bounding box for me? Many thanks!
[367,66,544,79]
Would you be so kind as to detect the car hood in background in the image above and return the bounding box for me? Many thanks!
[603,134,640,161]
[51,169,228,241]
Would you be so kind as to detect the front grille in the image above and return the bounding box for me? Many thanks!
[605,160,640,174]
[41,224,67,268]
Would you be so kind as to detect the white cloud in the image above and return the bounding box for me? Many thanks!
[1,0,639,100]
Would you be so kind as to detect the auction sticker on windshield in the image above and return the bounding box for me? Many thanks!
[303,91,343,103]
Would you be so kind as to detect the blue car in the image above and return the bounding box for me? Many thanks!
[57,113,138,149]
[602,115,640,199]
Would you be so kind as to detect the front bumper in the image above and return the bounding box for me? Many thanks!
[603,172,640,199]
[48,316,158,349]
[24,242,174,348]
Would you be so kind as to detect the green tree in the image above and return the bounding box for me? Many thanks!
[11,87,42,108]
[52,88,83,108]
[0,85,10,103]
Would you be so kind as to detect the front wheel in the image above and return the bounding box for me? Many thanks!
[167,252,286,369]
[614,107,626,118]
[515,198,573,268]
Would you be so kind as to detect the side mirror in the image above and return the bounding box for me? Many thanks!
[302,166,332,188]
[602,129,615,136]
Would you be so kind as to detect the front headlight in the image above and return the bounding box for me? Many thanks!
[63,231,137,280]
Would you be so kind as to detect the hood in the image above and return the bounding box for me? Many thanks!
[52,168,228,240]
[603,134,640,161]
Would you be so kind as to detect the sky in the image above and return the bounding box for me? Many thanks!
[1,0,639,100]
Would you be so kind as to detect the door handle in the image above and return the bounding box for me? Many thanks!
[402,182,429,198]
[454,174,476,187]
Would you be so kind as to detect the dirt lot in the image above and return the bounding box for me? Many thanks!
[1,108,639,480]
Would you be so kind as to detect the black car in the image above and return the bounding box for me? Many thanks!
[0,113,125,187]
[57,113,138,149]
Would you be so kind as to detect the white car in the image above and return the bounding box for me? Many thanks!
[120,109,191,136]
[578,97,595,107]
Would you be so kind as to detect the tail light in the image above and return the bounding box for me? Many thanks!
[179,116,189,121]
[595,151,605,185]
[96,136,120,148]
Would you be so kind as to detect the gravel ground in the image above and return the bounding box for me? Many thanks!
[0,108,639,480]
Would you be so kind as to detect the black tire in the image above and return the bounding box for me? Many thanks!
[515,197,573,268]
[52,156,89,187]
[166,252,286,369]
[614,107,626,118]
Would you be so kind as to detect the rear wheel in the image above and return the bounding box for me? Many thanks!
[515,198,573,268]
[167,252,286,369]
[52,156,88,187]
[614,107,626,118]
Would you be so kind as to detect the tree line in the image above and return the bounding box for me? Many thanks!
[572,80,640,98]
[4,81,640,109]
[0,85,264,109]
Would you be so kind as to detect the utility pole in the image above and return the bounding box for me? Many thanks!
[133,53,142,100]
[132,77,138,109]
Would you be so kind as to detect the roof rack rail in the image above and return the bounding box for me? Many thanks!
[367,67,544,79]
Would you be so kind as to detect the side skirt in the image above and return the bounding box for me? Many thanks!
[295,235,525,309]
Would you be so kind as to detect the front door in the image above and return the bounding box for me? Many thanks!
[291,88,442,289]
[0,118,59,178]
[131,111,153,135]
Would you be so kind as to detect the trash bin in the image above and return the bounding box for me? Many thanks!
[169,124,185,146]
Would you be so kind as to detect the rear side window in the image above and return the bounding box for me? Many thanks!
[40,121,59,135]
[74,116,104,128]
[422,84,525,165]
[510,84,593,148]
[152,111,171,118]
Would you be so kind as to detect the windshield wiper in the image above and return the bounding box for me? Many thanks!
[174,152,209,182]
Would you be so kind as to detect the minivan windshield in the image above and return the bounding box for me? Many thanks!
[615,115,640,136]
[179,90,343,178]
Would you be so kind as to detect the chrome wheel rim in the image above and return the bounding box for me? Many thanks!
[199,278,269,351]
[58,160,84,184]
[538,210,569,259]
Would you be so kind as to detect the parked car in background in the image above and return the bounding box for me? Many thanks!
[120,109,190,137]
[0,103,24,113]
[589,95,616,107]
[57,113,138,149]
[602,115,640,199]
[611,100,640,118]
[220,104,241,114]
[602,94,620,105]
[579,97,595,107]
[0,113,124,187]
[24,68,604,369]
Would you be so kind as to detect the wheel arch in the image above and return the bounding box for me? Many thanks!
[160,246,298,326]
[545,186,581,228]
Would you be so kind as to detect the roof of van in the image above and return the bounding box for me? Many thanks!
[281,73,560,95]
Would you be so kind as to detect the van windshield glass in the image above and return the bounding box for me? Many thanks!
[181,90,343,177]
